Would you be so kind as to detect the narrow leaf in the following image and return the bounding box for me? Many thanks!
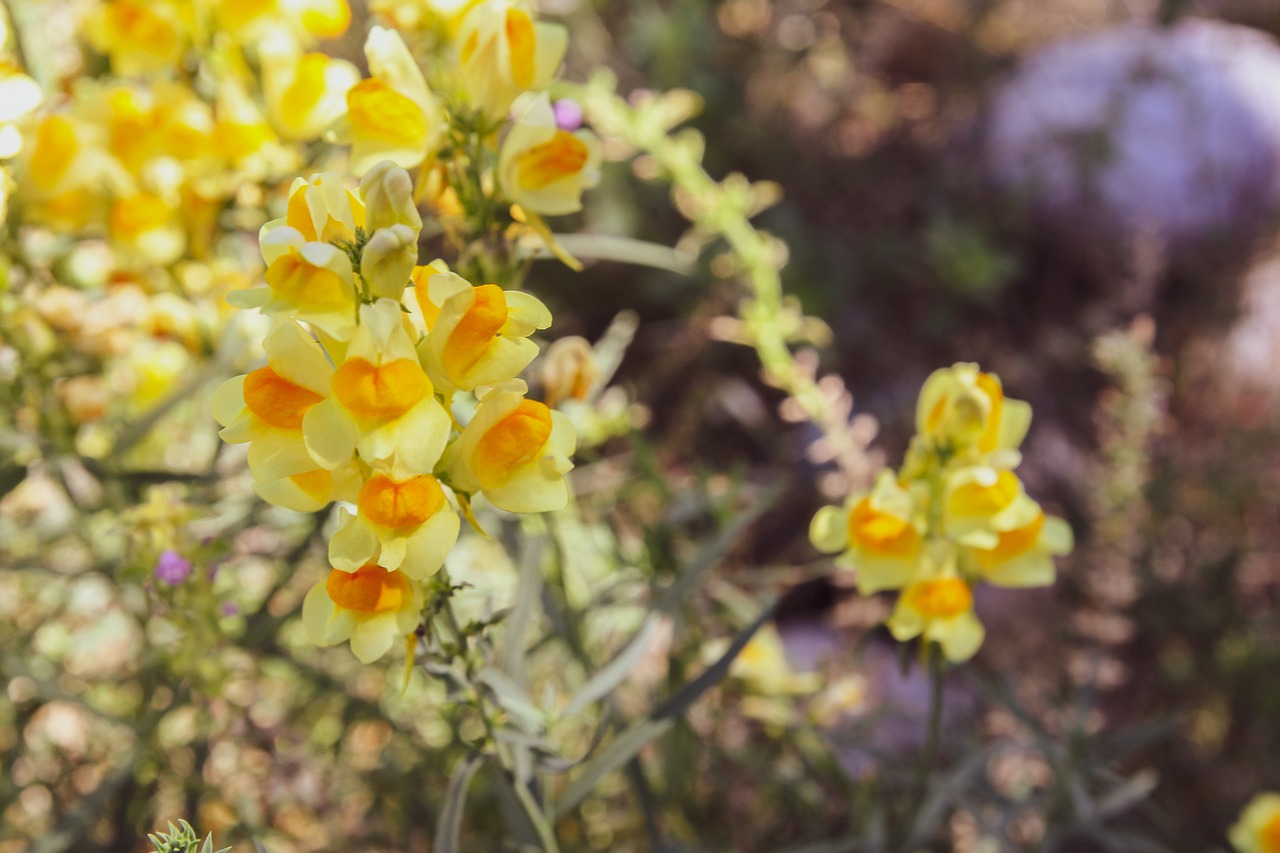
[561,615,660,719]
[435,751,484,853]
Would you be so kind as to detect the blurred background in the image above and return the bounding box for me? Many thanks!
[5,0,1280,850]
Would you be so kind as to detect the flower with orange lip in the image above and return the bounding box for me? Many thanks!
[343,27,444,174]
[810,469,926,594]
[261,38,360,142]
[498,93,601,216]
[212,320,362,511]
[966,506,1072,588]
[943,466,1041,548]
[455,0,567,120]
[302,563,424,663]
[421,270,551,395]
[886,565,984,663]
[1231,793,1280,853]
[303,298,452,475]
[440,379,575,513]
[329,471,460,577]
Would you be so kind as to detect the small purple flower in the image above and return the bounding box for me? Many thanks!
[553,99,583,132]
[221,603,239,617]
[154,550,192,586]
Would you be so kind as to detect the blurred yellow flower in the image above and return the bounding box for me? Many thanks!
[456,0,566,120]
[968,507,1072,588]
[1230,793,1280,853]
[914,363,1030,466]
[302,564,423,663]
[83,1,188,76]
[810,469,924,594]
[886,573,984,663]
[943,466,1040,548]
[499,94,601,216]
[261,40,359,141]
[345,27,444,174]
[441,379,575,513]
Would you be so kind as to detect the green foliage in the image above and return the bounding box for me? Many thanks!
[146,820,230,853]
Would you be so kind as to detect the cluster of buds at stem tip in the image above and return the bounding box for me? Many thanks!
[215,161,576,664]
[810,364,1073,663]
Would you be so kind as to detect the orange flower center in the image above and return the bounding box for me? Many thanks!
[326,564,411,614]
[848,497,919,558]
[443,284,508,379]
[359,473,446,529]
[905,578,973,619]
[1262,811,1280,853]
[975,510,1044,568]
[473,399,553,490]
[332,357,431,421]
[515,131,589,190]
[243,366,324,430]
[347,78,428,146]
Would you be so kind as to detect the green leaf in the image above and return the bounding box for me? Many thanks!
[560,615,661,720]
[434,751,484,853]
[478,667,546,734]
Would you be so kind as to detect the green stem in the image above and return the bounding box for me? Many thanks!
[901,649,946,850]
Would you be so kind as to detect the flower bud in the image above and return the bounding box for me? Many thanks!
[360,160,423,232]
[361,225,418,300]
[541,336,598,407]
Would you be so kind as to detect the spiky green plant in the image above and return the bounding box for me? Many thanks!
[146,820,230,853]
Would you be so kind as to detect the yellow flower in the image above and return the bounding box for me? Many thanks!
[329,472,460,577]
[967,507,1072,588]
[915,363,1030,465]
[440,379,575,513]
[261,39,359,141]
[456,0,567,120]
[108,192,184,265]
[498,94,601,216]
[421,270,551,394]
[291,0,353,39]
[345,27,444,174]
[212,320,362,512]
[886,572,984,663]
[84,1,188,76]
[810,469,924,594]
[0,62,41,159]
[541,335,599,408]
[283,170,367,243]
[943,466,1041,548]
[728,624,821,696]
[361,224,419,301]
[303,298,452,475]
[241,224,358,339]
[302,563,423,662]
[1231,793,1280,853]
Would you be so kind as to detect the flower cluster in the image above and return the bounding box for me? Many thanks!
[214,163,575,663]
[811,364,1073,662]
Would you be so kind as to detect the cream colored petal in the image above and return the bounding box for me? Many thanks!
[375,532,408,571]
[934,612,984,662]
[226,286,271,309]
[258,222,304,266]
[982,552,1055,589]
[357,397,451,473]
[350,616,398,663]
[502,290,552,333]
[248,429,317,481]
[264,320,333,394]
[462,336,539,390]
[399,509,460,579]
[330,511,380,573]
[211,375,247,428]
[302,396,360,470]
[1041,515,1073,556]
[548,410,577,458]
[885,600,924,643]
[997,399,1032,452]
[254,476,329,513]
[481,457,569,514]
[809,504,849,554]
[302,580,337,644]
[365,26,431,113]
[361,224,417,301]
[855,555,918,595]
[531,21,567,88]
